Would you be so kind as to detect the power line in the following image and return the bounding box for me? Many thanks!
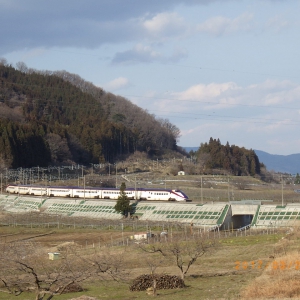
[42,48,300,80]
[1,79,300,111]
[123,94,298,110]
[152,113,300,126]
[1,79,300,126]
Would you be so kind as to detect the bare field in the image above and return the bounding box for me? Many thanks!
[1,174,300,299]
[1,224,300,299]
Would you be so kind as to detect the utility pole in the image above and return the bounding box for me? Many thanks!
[227,176,230,202]
[84,175,86,200]
[281,175,284,206]
[115,164,117,188]
[201,176,203,204]
[135,176,137,200]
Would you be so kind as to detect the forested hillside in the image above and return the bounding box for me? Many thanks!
[194,138,261,176]
[0,61,179,168]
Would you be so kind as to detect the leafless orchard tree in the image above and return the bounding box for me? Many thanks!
[144,255,166,296]
[140,233,218,282]
[0,242,126,300]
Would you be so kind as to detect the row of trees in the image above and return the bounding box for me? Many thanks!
[0,61,180,168]
[195,138,261,176]
[0,119,51,168]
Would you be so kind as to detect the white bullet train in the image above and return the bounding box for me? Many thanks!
[5,184,189,202]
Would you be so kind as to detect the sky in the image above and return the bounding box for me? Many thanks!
[1,0,300,155]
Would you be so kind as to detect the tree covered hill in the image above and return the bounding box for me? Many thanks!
[193,138,261,176]
[0,61,180,169]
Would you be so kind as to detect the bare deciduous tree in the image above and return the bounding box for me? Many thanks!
[0,242,125,300]
[140,233,217,281]
[144,255,166,296]
[16,61,28,73]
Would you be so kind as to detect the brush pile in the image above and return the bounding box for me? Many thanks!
[129,274,185,291]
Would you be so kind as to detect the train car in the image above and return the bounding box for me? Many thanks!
[5,184,189,202]
[99,188,187,201]
[101,188,136,200]
[72,187,101,199]
[6,184,47,196]
[6,184,19,194]
[5,184,31,195]
[47,186,73,197]
[139,188,188,201]
[28,186,47,196]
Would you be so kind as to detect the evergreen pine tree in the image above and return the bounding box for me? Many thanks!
[295,173,300,184]
[114,182,132,217]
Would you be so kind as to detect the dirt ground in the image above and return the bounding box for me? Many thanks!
[0,228,127,252]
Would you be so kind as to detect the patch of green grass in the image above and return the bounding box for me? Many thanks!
[220,233,283,246]
[0,276,250,300]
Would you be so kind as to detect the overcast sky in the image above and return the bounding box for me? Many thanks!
[1,0,300,155]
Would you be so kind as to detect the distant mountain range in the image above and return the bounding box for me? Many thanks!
[254,150,300,174]
[182,147,300,174]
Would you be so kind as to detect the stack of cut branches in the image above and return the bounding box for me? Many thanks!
[129,274,185,291]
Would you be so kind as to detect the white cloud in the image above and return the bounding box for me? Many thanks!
[265,15,290,33]
[150,80,300,121]
[249,79,299,105]
[150,79,300,143]
[143,12,187,39]
[20,48,47,60]
[197,13,254,36]
[112,44,162,64]
[102,77,130,91]
[111,44,187,64]
[176,82,238,99]
[0,0,212,54]
[170,82,240,110]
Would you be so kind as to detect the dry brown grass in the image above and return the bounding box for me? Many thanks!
[241,251,300,299]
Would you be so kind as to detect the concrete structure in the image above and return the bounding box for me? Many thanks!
[1,194,300,229]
